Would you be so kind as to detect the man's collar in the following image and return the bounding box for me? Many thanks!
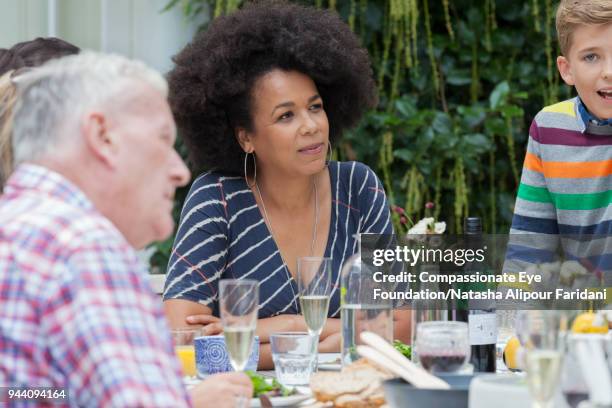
[576,97,612,135]
[4,163,94,211]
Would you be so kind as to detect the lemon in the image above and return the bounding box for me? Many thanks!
[503,336,521,370]
[571,312,609,334]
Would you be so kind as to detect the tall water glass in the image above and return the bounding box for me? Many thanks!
[219,279,259,372]
[517,310,567,408]
[297,257,332,336]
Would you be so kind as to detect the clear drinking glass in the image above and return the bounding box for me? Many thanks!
[517,310,567,408]
[415,321,470,373]
[340,234,394,366]
[270,332,317,386]
[411,264,448,365]
[560,335,589,408]
[171,327,202,381]
[219,279,259,372]
[496,310,517,371]
[297,257,332,336]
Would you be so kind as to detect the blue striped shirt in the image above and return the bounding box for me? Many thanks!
[163,161,393,318]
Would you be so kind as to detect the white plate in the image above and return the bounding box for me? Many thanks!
[251,387,312,407]
[318,352,341,371]
[187,377,313,406]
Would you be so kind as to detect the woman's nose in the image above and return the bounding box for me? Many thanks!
[299,112,318,135]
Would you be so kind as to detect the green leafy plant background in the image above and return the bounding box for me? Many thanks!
[150,0,571,273]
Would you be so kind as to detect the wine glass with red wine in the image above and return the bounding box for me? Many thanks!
[416,321,470,373]
[560,335,589,408]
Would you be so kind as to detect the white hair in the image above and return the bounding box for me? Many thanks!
[12,51,168,164]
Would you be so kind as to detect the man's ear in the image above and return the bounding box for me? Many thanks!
[236,128,254,153]
[557,56,575,86]
[81,111,118,167]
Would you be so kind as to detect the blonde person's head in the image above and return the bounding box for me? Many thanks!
[556,0,612,56]
[0,38,79,191]
[0,71,17,192]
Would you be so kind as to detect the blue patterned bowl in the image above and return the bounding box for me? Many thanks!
[195,335,259,376]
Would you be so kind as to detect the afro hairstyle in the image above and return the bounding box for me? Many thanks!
[167,0,378,175]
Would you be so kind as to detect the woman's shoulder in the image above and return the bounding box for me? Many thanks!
[191,170,245,187]
[333,161,380,187]
[183,171,248,211]
[188,171,247,197]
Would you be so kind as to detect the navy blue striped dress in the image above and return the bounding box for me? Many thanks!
[163,161,393,318]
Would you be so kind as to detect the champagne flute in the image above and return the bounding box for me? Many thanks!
[517,310,567,408]
[297,257,332,336]
[219,279,259,373]
[297,257,331,373]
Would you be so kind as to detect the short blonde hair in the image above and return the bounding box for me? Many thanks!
[556,0,612,56]
[0,71,17,192]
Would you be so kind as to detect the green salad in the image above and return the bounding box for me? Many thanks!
[246,371,296,398]
[393,340,412,360]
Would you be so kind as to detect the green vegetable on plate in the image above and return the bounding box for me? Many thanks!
[393,340,412,360]
[246,371,296,397]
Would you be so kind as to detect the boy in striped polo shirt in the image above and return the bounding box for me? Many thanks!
[506,0,611,292]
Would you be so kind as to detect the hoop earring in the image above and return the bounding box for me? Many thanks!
[326,141,333,166]
[244,151,257,187]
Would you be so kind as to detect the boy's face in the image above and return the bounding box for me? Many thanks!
[557,23,612,120]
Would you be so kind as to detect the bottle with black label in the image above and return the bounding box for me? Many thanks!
[460,217,497,373]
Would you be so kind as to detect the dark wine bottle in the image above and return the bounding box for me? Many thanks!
[460,217,497,373]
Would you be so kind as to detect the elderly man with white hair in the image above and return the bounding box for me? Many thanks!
[0,52,252,407]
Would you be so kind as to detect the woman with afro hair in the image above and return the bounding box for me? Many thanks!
[163,0,410,368]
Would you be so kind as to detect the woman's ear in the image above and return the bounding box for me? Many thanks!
[236,128,254,153]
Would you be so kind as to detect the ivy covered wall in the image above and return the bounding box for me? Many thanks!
[151,0,570,271]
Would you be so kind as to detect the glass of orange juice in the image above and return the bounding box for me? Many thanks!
[171,327,202,379]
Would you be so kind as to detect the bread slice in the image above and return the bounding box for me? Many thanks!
[335,393,378,408]
[309,359,394,407]
[310,371,371,401]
